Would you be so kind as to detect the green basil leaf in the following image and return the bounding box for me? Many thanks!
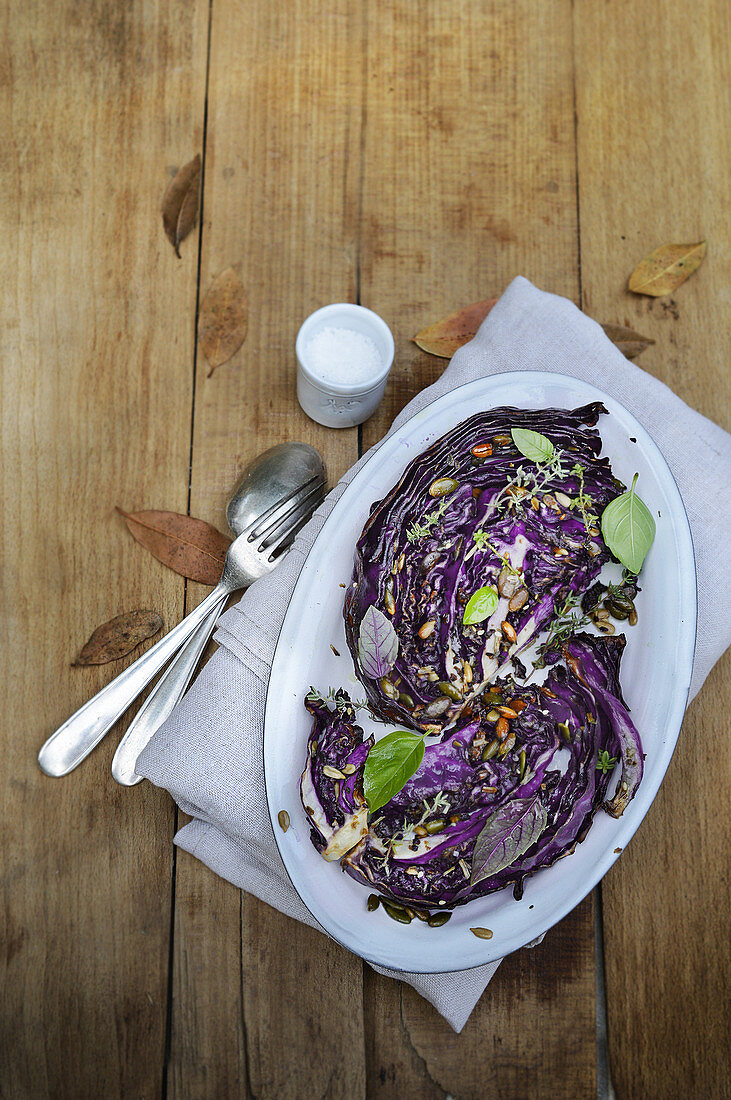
[510,427,555,464]
[600,473,656,574]
[470,797,547,886]
[363,730,425,813]
[463,585,499,625]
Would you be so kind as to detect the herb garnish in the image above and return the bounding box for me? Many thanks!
[597,749,618,774]
[363,729,425,814]
[601,473,656,573]
[406,498,449,543]
[305,686,370,712]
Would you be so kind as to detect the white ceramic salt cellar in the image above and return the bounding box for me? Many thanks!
[296,303,395,428]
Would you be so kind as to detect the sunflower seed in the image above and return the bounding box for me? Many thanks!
[418,620,436,639]
[470,926,493,939]
[323,764,345,780]
[277,810,290,832]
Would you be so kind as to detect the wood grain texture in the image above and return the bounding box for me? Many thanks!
[167,2,365,1097]
[0,1,209,1097]
[358,3,595,1097]
[573,0,730,1096]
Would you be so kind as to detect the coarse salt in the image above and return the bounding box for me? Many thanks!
[305,326,382,386]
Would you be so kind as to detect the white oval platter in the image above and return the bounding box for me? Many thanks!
[264,371,696,972]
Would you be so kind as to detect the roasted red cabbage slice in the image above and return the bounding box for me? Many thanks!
[301,635,643,911]
[344,404,623,731]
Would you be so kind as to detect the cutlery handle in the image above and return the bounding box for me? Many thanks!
[38,583,229,777]
[111,598,225,785]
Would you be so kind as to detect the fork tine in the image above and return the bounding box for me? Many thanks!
[240,474,325,541]
[254,479,326,547]
[263,485,327,558]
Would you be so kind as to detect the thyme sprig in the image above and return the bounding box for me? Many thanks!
[569,463,599,536]
[305,686,370,713]
[405,498,449,544]
[533,593,592,667]
[596,749,618,774]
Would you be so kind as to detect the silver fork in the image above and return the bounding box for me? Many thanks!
[110,479,326,785]
[38,482,323,778]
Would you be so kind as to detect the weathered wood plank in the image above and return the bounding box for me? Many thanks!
[0,1,209,1096]
[573,0,730,1095]
[358,3,594,1096]
[168,2,366,1096]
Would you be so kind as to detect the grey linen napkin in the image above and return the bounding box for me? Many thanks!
[138,277,731,1033]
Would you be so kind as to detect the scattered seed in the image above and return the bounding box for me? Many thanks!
[555,491,572,508]
[472,487,483,499]
[414,825,428,838]
[531,497,540,511]
[553,546,569,557]
[507,698,527,713]
[437,680,462,701]
[594,607,610,622]
[367,894,381,911]
[597,622,616,635]
[425,818,446,835]
[543,494,559,510]
[628,609,638,626]
[471,442,493,458]
[342,763,357,775]
[421,552,441,573]
[418,619,436,639]
[463,660,473,684]
[486,708,500,724]
[498,731,516,756]
[383,901,413,924]
[495,716,510,741]
[508,588,528,612]
[428,911,452,927]
[449,814,460,824]
[277,810,290,832]
[385,589,396,615]
[470,927,493,939]
[558,721,571,742]
[429,477,459,498]
[497,705,519,719]
[493,435,511,446]
[482,739,500,761]
[380,676,399,699]
[614,847,623,854]
[459,859,470,879]
[518,749,527,779]
[425,696,451,717]
[501,621,517,644]
[406,866,420,876]
[541,687,558,700]
[397,552,405,572]
[427,671,439,682]
[413,908,430,922]
[498,568,520,599]
[398,692,415,708]
[323,764,345,780]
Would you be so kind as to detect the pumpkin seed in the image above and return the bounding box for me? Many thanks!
[421,552,441,573]
[323,764,345,780]
[555,491,572,508]
[398,692,415,708]
[429,477,459,498]
[418,619,436,639]
[597,622,616,635]
[470,926,493,939]
[558,721,571,742]
[628,608,638,626]
[482,739,500,761]
[424,818,446,835]
[367,894,381,912]
[437,680,462,701]
[498,731,516,756]
[593,607,610,622]
[342,762,357,775]
[425,696,451,717]
[277,810,290,832]
[498,568,520,599]
[380,676,399,699]
[492,435,511,446]
[414,825,428,838]
[413,908,430,922]
[383,901,413,924]
[518,749,527,779]
[427,911,452,927]
[508,588,528,612]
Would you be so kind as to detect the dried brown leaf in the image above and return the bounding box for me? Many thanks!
[413,299,499,358]
[198,267,248,376]
[628,240,707,297]
[161,154,201,258]
[117,507,231,585]
[73,610,163,666]
[415,299,655,361]
[599,323,655,360]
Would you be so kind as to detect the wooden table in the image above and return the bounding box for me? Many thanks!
[2,2,728,1097]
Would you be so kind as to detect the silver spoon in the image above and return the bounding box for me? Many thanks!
[38,444,327,778]
[110,443,327,784]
